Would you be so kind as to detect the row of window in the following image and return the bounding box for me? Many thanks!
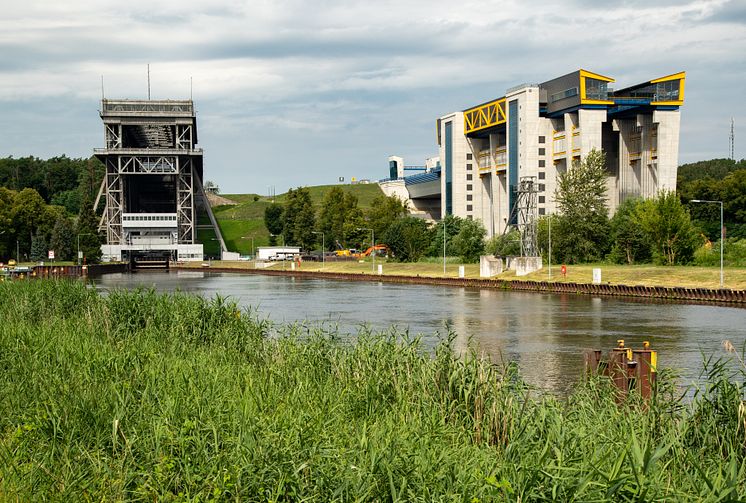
[123,215,177,222]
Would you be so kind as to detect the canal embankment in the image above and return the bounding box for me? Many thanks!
[2,262,130,279]
[174,262,746,305]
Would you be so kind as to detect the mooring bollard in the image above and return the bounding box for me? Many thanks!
[585,340,658,401]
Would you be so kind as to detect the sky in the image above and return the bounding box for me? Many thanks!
[0,0,744,194]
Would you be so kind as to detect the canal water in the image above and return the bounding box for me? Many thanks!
[92,270,746,394]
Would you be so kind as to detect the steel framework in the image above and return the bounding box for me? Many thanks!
[504,176,539,257]
[95,99,225,258]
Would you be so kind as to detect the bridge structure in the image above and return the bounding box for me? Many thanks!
[94,99,227,264]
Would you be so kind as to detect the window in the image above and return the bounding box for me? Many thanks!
[467,204,473,211]
[539,208,546,215]
[467,215,473,220]
[466,174,473,181]
[550,87,578,103]
[467,184,473,191]
[466,163,472,171]
[539,136,546,143]
[466,153,472,160]
[584,78,609,101]
[539,160,545,167]
[539,196,545,203]
[538,171,545,180]
[467,194,472,201]
[539,148,546,156]
[538,184,545,191]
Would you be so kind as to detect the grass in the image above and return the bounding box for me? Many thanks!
[183,259,746,290]
[0,280,744,500]
[205,185,385,255]
[504,263,746,290]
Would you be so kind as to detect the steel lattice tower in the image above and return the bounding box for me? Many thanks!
[505,176,539,257]
[94,99,226,264]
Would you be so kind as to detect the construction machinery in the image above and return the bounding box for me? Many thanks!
[356,244,389,258]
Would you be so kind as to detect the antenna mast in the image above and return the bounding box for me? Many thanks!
[730,118,735,160]
[147,64,151,100]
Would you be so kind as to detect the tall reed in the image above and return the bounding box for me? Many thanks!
[0,280,743,501]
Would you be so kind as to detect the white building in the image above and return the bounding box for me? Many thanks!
[436,69,685,237]
[256,246,301,261]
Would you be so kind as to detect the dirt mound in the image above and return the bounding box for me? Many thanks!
[206,192,238,207]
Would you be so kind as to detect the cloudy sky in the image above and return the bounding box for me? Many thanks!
[1,0,744,193]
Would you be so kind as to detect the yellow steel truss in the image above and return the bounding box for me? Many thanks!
[464,98,506,135]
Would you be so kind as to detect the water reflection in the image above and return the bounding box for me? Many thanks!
[92,271,746,394]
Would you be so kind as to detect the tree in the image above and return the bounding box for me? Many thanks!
[677,158,745,185]
[487,229,521,257]
[383,217,432,262]
[79,158,105,203]
[452,218,486,263]
[50,189,82,215]
[0,187,16,260]
[10,188,50,258]
[317,186,347,250]
[30,231,48,262]
[282,187,316,249]
[76,196,102,263]
[427,214,464,257]
[609,198,651,264]
[264,204,284,245]
[50,215,74,261]
[679,161,746,240]
[636,190,699,265]
[367,194,408,239]
[553,149,611,263]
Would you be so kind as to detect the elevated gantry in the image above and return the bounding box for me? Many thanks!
[94,99,226,263]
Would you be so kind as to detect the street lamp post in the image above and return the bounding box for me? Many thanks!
[691,199,724,288]
[549,215,552,281]
[443,218,446,276]
[313,231,324,270]
[271,234,285,271]
[77,233,92,266]
[240,236,255,259]
[357,227,374,273]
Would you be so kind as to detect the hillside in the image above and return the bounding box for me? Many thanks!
[205,183,384,256]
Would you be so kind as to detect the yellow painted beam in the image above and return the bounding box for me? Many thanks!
[463,97,507,134]
[650,71,686,84]
[579,69,615,83]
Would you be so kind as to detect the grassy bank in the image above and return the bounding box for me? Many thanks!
[1,280,744,500]
[185,259,746,290]
[209,185,384,256]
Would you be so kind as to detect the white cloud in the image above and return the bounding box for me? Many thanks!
[0,0,744,189]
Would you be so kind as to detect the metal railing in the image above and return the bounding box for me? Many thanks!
[102,101,193,114]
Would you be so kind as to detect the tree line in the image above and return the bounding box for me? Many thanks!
[264,153,746,267]
[494,153,746,266]
[263,186,489,262]
[0,156,104,263]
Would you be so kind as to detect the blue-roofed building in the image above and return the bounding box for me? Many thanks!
[378,155,442,220]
